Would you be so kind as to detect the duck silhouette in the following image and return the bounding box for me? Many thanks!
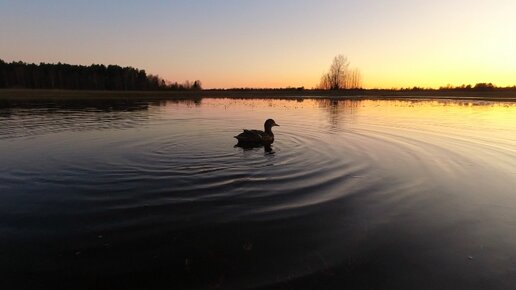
[234,119,280,147]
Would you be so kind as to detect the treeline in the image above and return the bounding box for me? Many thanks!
[402,83,516,91]
[0,59,201,91]
[214,86,306,91]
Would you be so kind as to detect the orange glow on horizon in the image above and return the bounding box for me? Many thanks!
[2,1,515,90]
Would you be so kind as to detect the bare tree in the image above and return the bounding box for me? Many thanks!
[329,55,349,90]
[319,73,331,90]
[349,68,362,89]
[318,55,362,90]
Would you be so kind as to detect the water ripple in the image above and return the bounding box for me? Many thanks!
[1,98,516,289]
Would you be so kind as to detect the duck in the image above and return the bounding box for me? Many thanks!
[234,119,280,145]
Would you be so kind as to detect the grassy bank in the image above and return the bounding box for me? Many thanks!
[1,88,516,101]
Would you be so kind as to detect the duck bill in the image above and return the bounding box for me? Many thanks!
[273,122,280,127]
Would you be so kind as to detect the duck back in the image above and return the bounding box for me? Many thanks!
[234,129,274,144]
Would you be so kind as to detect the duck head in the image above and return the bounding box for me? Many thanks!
[265,119,279,127]
[264,119,279,134]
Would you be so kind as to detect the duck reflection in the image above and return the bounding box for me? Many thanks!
[234,142,274,154]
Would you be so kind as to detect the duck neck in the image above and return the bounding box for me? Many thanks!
[264,125,274,136]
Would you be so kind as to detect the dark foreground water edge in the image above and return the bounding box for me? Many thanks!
[1,97,515,289]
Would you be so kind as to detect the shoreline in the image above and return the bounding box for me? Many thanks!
[1,88,516,102]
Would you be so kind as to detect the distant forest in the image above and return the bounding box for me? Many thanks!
[1,59,514,93]
[0,59,201,91]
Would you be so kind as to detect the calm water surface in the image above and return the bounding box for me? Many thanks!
[1,97,516,289]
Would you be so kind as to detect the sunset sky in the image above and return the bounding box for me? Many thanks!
[1,0,515,89]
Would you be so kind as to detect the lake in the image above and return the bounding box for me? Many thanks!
[1,97,516,289]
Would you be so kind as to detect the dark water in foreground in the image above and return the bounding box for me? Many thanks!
[1,97,516,289]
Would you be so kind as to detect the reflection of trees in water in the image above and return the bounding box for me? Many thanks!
[0,100,152,138]
[316,99,361,130]
[389,99,504,108]
[162,98,203,108]
[1,99,151,127]
[0,99,150,112]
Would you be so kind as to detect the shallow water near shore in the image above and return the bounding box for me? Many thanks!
[1,97,516,289]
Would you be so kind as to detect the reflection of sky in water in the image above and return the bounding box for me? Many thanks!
[0,98,516,289]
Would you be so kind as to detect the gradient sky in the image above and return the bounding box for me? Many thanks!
[1,0,515,89]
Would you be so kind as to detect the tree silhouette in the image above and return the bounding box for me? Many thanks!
[0,59,202,91]
[192,80,202,90]
[318,55,362,90]
[473,83,494,90]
